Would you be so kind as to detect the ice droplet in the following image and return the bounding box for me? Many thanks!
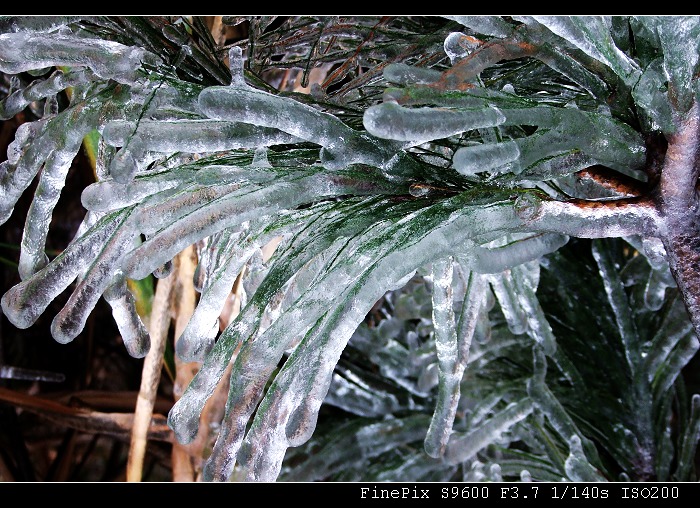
[444,32,481,64]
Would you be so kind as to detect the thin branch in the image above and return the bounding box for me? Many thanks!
[126,270,175,482]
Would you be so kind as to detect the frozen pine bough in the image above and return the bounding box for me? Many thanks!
[1,16,699,481]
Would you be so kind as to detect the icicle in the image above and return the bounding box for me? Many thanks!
[644,267,676,311]
[0,32,162,84]
[470,233,569,274]
[18,148,80,279]
[50,211,139,344]
[641,236,669,269]
[488,272,528,335]
[488,463,503,481]
[0,364,65,382]
[176,236,259,363]
[228,46,246,86]
[103,273,150,358]
[443,16,514,38]
[443,399,534,464]
[324,370,400,417]
[649,331,699,398]
[1,208,129,330]
[530,16,641,87]
[109,134,146,183]
[363,101,505,145]
[674,394,700,480]
[251,147,271,167]
[527,346,601,464]
[0,67,91,119]
[382,63,443,85]
[102,119,301,155]
[424,256,459,458]
[425,272,486,458]
[643,318,694,384]
[463,460,487,481]
[453,140,520,176]
[197,84,400,170]
[591,239,639,368]
[564,435,607,481]
[510,262,557,355]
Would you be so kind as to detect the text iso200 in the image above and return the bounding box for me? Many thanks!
[441,486,490,499]
[621,487,679,499]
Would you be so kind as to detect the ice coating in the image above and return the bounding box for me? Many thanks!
[0,32,162,84]
[102,119,301,155]
[167,199,393,443]
[0,81,145,240]
[103,274,150,358]
[424,262,487,458]
[176,233,262,362]
[511,262,557,356]
[488,273,528,335]
[676,394,700,480]
[382,63,443,86]
[227,46,246,86]
[527,346,601,464]
[424,256,458,458]
[81,167,199,212]
[121,167,403,281]
[1,68,96,120]
[363,101,505,145]
[50,211,139,344]
[443,399,534,464]
[444,32,482,64]
[644,267,676,311]
[648,18,700,116]
[172,194,523,479]
[469,233,569,274]
[3,16,699,482]
[324,370,400,417]
[109,134,146,183]
[198,84,399,170]
[564,435,607,481]
[452,140,520,176]
[355,416,433,460]
[591,239,640,370]
[1,209,127,330]
[530,16,641,87]
[0,16,85,33]
[524,198,661,239]
[18,148,77,279]
[0,364,65,383]
[202,214,427,480]
[443,15,514,38]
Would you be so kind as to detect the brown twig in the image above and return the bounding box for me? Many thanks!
[126,270,175,481]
